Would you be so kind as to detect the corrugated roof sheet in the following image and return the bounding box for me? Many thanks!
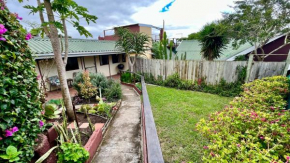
[28,38,121,55]
[175,40,252,61]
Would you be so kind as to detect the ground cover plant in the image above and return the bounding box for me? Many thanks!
[138,67,246,97]
[0,3,43,162]
[147,85,232,162]
[196,76,290,162]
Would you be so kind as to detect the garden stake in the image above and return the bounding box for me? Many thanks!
[72,103,79,128]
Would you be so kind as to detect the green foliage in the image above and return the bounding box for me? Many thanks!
[187,32,200,40]
[104,79,122,101]
[75,71,97,99]
[44,104,61,119]
[23,0,98,38]
[222,0,290,55]
[94,100,114,118]
[35,146,58,163]
[154,32,174,60]
[120,72,132,83]
[57,142,89,163]
[73,72,109,96]
[169,40,173,60]
[152,41,161,59]
[163,32,168,60]
[198,21,228,60]
[47,99,63,106]
[115,27,149,67]
[79,104,93,114]
[164,73,182,88]
[0,146,22,162]
[196,76,290,162]
[142,66,246,97]
[234,55,247,61]
[135,83,142,91]
[0,4,43,162]
[147,85,232,162]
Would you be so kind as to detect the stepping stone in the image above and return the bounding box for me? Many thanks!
[80,123,89,129]
[67,122,81,129]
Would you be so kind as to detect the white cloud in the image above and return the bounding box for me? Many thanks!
[131,0,235,38]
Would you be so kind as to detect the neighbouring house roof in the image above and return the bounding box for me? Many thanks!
[115,23,162,30]
[28,38,124,59]
[175,40,252,61]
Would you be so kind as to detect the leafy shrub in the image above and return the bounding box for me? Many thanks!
[135,83,142,91]
[120,72,132,83]
[47,99,63,106]
[44,104,61,119]
[90,73,109,90]
[77,71,97,100]
[73,72,107,95]
[196,76,290,162]
[57,142,89,163]
[104,79,122,101]
[0,4,43,162]
[164,73,182,88]
[143,73,155,84]
[0,145,21,162]
[143,72,244,97]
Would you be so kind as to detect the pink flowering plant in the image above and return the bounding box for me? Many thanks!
[196,76,290,162]
[0,2,43,162]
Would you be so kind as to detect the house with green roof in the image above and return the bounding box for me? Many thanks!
[175,34,290,61]
[29,38,127,90]
[175,40,252,61]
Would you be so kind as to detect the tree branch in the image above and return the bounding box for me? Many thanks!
[37,0,50,37]
[62,18,69,66]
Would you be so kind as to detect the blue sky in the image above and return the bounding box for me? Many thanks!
[6,0,235,39]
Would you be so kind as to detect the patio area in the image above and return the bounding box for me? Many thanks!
[45,74,121,101]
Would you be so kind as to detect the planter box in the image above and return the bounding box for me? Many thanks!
[84,123,104,163]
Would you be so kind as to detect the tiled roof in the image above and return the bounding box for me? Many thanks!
[175,40,252,61]
[28,38,121,56]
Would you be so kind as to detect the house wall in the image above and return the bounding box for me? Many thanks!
[255,36,290,62]
[36,54,128,91]
[140,26,153,59]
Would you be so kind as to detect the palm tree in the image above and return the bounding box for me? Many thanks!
[198,22,228,61]
[115,28,149,72]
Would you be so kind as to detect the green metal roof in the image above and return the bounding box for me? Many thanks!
[28,38,122,59]
[175,40,252,61]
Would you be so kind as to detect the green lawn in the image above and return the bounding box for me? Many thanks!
[147,85,233,163]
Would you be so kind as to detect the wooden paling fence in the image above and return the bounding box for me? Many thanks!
[135,58,286,84]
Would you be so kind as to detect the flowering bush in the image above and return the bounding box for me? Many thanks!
[196,76,290,162]
[78,71,98,100]
[0,2,43,162]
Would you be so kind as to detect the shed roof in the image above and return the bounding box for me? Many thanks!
[175,40,252,61]
[28,38,123,59]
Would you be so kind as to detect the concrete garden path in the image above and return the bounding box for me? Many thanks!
[91,85,142,163]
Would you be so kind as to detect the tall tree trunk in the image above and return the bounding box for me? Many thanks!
[43,0,74,120]
[127,54,134,73]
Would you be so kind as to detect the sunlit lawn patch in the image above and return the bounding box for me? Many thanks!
[147,85,232,163]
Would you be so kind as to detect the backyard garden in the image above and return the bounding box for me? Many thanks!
[0,1,124,162]
[121,71,290,162]
[147,76,290,163]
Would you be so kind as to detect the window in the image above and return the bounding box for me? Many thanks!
[66,57,79,71]
[122,54,126,62]
[100,55,109,65]
[112,54,120,64]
